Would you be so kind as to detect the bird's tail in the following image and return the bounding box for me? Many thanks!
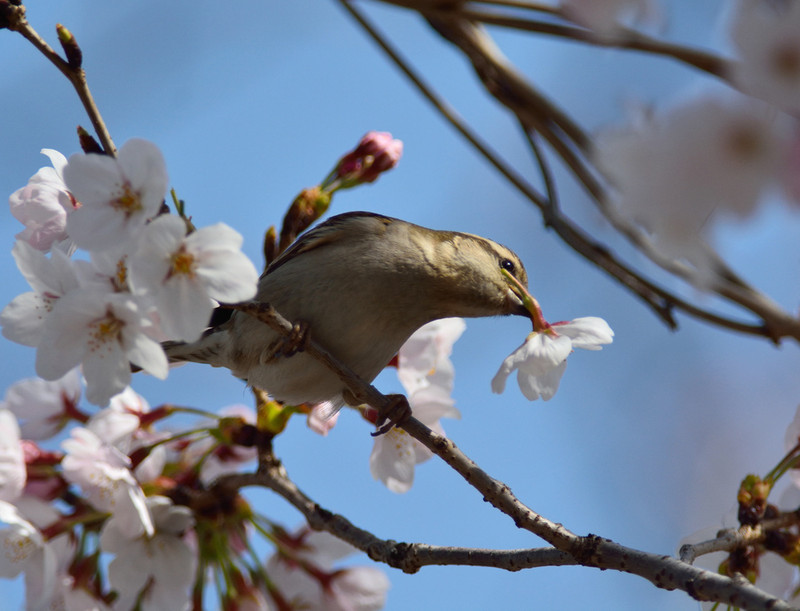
[161,329,228,366]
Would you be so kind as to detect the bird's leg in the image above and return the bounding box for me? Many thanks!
[372,394,412,436]
[260,320,311,363]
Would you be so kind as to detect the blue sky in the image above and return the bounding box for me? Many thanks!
[2,2,800,609]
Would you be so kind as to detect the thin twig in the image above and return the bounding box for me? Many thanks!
[6,5,116,155]
[680,511,800,565]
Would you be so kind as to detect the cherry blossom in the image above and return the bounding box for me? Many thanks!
[60,427,154,538]
[0,501,56,608]
[370,319,464,492]
[730,1,800,113]
[595,96,787,263]
[0,410,25,503]
[63,138,168,252]
[35,290,167,406]
[9,148,76,253]
[492,317,614,401]
[100,496,195,611]
[178,404,258,485]
[396,317,465,395]
[370,379,460,493]
[128,214,258,342]
[559,0,656,38]
[266,529,389,611]
[0,241,80,347]
[0,369,81,440]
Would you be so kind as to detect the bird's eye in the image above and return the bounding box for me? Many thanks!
[499,258,516,275]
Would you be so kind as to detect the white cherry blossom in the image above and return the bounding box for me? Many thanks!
[0,500,57,609]
[128,214,258,342]
[0,241,80,347]
[63,139,168,252]
[370,379,460,493]
[370,319,464,492]
[492,317,614,401]
[595,96,787,262]
[100,496,195,611]
[60,427,154,538]
[35,290,167,406]
[396,317,464,395]
[0,411,25,503]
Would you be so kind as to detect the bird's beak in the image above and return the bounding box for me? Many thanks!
[501,270,545,330]
[505,287,533,320]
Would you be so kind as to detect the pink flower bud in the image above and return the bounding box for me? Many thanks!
[335,131,403,184]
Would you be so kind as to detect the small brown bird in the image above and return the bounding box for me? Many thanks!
[164,211,530,410]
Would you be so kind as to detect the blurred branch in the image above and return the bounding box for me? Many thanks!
[4,3,116,155]
[226,299,798,610]
[381,0,727,76]
[338,0,800,344]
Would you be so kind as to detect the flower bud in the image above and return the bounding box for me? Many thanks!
[330,131,403,187]
[57,23,82,69]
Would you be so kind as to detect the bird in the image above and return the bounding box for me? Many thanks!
[163,211,531,413]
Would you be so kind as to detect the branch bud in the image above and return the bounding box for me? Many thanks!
[77,126,104,154]
[56,23,82,69]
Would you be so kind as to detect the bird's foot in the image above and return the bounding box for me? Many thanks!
[372,394,412,436]
[261,320,311,362]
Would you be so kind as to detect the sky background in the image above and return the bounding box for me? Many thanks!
[2,1,800,610]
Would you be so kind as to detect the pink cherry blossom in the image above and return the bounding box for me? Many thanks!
[9,149,76,253]
[1,369,82,440]
[730,1,800,113]
[560,0,656,38]
[266,529,389,611]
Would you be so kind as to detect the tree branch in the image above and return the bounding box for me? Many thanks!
[5,3,116,155]
[227,299,799,610]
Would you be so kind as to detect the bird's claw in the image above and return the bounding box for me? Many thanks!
[371,394,412,436]
[261,320,310,363]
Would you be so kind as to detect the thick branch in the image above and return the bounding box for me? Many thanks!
[217,465,576,573]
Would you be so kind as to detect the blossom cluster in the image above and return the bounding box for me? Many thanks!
[0,375,390,610]
[1,139,259,406]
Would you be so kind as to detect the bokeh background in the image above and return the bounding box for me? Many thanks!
[2,1,800,609]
